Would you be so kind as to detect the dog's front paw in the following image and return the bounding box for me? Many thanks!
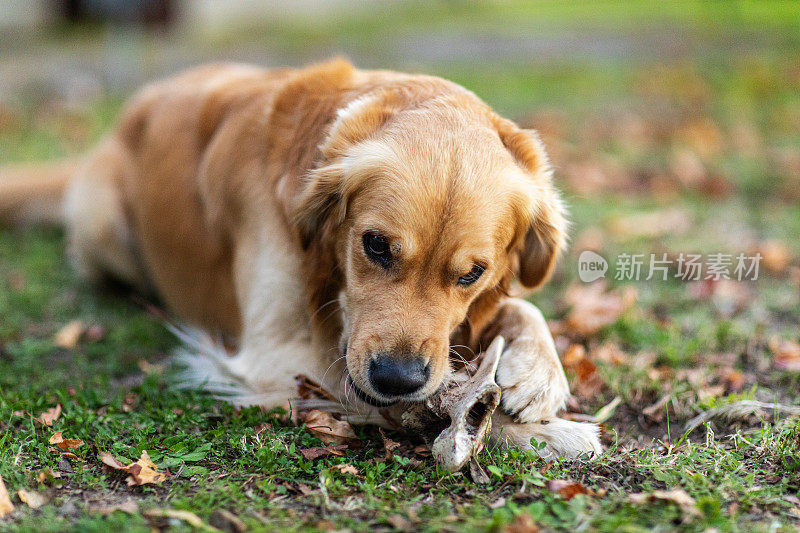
[494,337,570,423]
[491,412,602,460]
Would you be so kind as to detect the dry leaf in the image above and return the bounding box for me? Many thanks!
[757,240,792,274]
[17,489,47,509]
[54,320,85,349]
[144,508,218,530]
[565,282,636,337]
[380,428,401,460]
[0,474,13,517]
[502,513,540,533]
[36,469,61,484]
[545,479,593,500]
[628,489,700,517]
[88,498,138,516]
[49,431,84,451]
[608,207,691,240]
[561,345,605,399]
[299,445,348,460]
[296,374,338,402]
[37,404,61,427]
[770,338,800,371]
[331,463,359,475]
[98,450,168,486]
[99,450,128,470]
[126,451,167,486]
[301,410,362,447]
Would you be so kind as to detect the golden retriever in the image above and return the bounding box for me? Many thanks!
[0,59,601,458]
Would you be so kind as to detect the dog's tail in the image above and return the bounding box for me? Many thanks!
[0,158,79,227]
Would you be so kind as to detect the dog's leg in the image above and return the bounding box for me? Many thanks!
[482,298,602,458]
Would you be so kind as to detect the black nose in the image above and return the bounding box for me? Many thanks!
[369,354,429,396]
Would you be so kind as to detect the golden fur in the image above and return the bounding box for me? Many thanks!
[0,60,600,458]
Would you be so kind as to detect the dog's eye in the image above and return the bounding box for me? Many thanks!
[363,232,392,268]
[457,265,485,286]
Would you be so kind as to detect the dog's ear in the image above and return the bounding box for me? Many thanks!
[493,116,567,289]
[294,91,403,248]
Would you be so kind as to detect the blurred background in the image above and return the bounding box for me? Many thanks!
[1,0,799,436]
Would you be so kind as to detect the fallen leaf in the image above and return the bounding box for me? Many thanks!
[88,498,138,515]
[565,282,636,337]
[628,489,700,517]
[501,513,540,532]
[468,458,490,484]
[296,374,338,402]
[301,410,362,447]
[331,463,359,475]
[54,320,84,349]
[413,444,431,457]
[386,514,412,531]
[126,451,167,486]
[99,451,128,470]
[36,469,61,484]
[545,479,593,500]
[608,207,691,240]
[757,240,792,274]
[17,489,47,509]
[0,474,13,517]
[380,428,401,460]
[299,445,348,460]
[591,343,627,365]
[37,404,61,427]
[98,450,168,486]
[561,345,605,399]
[49,431,84,451]
[770,338,800,371]
[144,508,220,531]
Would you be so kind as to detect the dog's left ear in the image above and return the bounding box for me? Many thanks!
[493,116,567,289]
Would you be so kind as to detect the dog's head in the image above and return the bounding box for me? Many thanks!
[294,83,566,406]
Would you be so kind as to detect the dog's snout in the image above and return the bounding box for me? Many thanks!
[368,353,429,396]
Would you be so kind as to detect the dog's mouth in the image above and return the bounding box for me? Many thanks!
[346,374,398,407]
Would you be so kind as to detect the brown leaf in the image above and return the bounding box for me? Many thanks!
[54,320,85,349]
[37,404,61,427]
[301,410,361,447]
[770,338,800,371]
[49,431,84,451]
[565,282,636,337]
[545,479,593,500]
[98,450,168,486]
[17,489,47,509]
[608,207,691,240]
[380,428,401,460]
[36,469,61,484]
[99,451,128,470]
[126,451,167,486]
[331,463,359,475]
[561,345,605,399]
[757,240,792,274]
[143,508,216,530]
[0,474,14,517]
[296,374,338,402]
[88,498,138,516]
[502,513,540,533]
[628,489,700,517]
[299,445,348,460]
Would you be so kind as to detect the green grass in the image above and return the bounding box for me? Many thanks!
[2,2,800,531]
